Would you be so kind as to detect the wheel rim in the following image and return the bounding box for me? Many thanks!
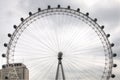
[5,7,114,80]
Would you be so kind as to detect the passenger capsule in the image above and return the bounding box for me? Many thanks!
[48,5,51,9]
[101,25,104,29]
[94,18,97,22]
[58,5,60,8]
[111,43,114,47]
[2,54,6,57]
[113,64,117,67]
[4,43,7,47]
[38,8,41,12]
[113,53,117,57]
[77,8,80,12]
[86,12,89,16]
[106,34,110,38]
[67,5,70,9]
[111,74,115,78]
[8,33,11,37]
[29,12,32,16]
[13,25,17,29]
[20,18,24,22]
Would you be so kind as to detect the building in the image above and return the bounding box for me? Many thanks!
[1,63,29,80]
[0,69,1,80]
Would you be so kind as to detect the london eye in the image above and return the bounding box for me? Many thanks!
[2,5,117,80]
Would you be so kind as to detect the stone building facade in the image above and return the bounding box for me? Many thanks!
[0,63,29,80]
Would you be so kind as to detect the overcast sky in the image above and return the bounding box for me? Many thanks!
[0,0,120,80]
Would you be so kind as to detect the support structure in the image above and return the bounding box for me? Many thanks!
[55,52,65,80]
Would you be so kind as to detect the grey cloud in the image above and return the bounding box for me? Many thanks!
[89,1,120,28]
[0,0,120,79]
[18,0,87,13]
[95,6,120,27]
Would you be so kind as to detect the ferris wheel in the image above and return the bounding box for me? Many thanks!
[2,5,117,80]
